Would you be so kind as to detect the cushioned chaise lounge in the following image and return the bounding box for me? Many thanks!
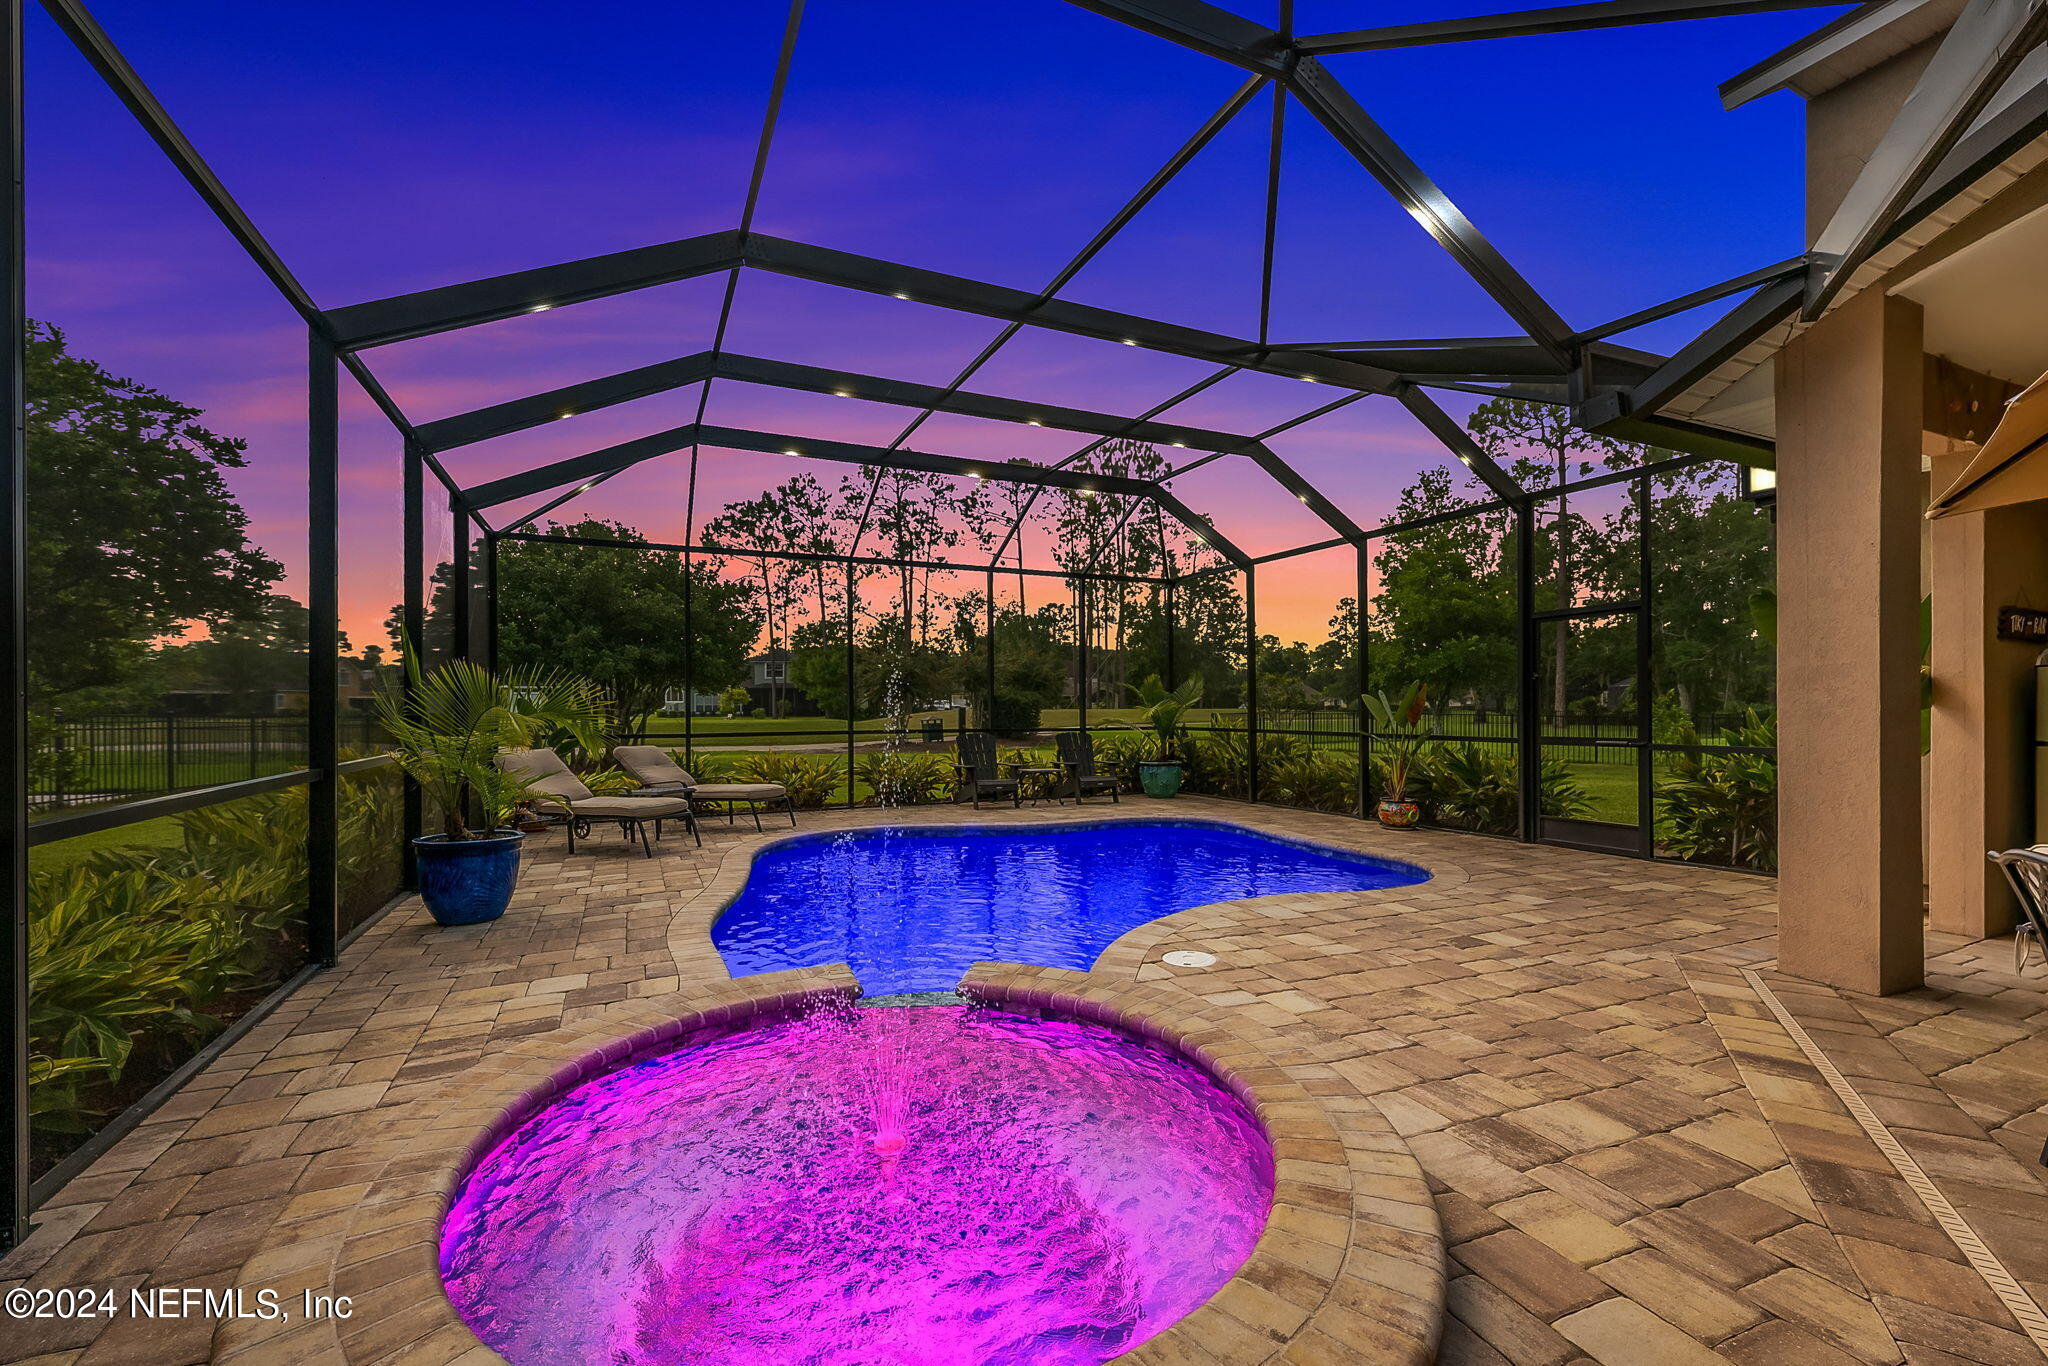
[496,748,697,856]
[611,744,795,831]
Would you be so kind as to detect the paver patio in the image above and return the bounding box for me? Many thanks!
[4,799,2045,1365]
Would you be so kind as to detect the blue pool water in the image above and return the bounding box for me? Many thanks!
[712,819,1429,996]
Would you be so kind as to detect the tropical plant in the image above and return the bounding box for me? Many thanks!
[1420,742,1519,833]
[28,770,411,1138]
[1659,711,1778,872]
[1090,732,1158,790]
[1264,750,1357,813]
[674,751,745,784]
[1362,682,1433,804]
[997,747,1061,801]
[854,751,955,806]
[28,864,222,1081]
[736,752,843,808]
[29,1054,107,1123]
[1123,674,1202,759]
[374,655,611,839]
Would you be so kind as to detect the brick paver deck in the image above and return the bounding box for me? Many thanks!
[4,797,2045,1365]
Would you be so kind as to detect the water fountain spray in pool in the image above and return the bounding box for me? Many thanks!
[439,1001,1274,1366]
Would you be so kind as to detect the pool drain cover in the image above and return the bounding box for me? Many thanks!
[1162,950,1218,968]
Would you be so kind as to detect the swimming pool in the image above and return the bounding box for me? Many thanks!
[712,818,1428,995]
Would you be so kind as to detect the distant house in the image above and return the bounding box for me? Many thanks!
[661,687,723,716]
[660,651,822,717]
[741,650,820,717]
[164,658,384,716]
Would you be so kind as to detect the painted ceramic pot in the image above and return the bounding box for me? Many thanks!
[1375,799,1421,829]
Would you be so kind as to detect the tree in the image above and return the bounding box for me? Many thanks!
[1369,468,1517,712]
[152,594,338,711]
[1466,398,1650,717]
[25,321,282,703]
[494,519,758,738]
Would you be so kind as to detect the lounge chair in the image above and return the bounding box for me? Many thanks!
[953,733,1020,809]
[611,744,795,831]
[495,748,697,857]
[1990,847,2048,973]
[1055,731,1121,805]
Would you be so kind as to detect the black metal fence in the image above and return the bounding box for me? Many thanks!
[1244,707,1763,766]
[29,713,387,812]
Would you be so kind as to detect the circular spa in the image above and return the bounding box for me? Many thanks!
[440,1002,1275,1366]
[715,818,1429,995]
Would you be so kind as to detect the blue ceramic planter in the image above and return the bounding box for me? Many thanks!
[414,830,525,926]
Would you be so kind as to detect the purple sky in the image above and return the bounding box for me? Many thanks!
[26,0,1838,647]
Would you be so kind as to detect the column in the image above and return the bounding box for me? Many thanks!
[1775,289,1925,994]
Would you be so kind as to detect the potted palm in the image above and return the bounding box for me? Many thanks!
[1363,681,1432,828]
[1123,674,1203,798]
[375,656,611,926]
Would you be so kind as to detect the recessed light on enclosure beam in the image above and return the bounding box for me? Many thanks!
[529,304,553,313]
[1121,339,1137,346]
[892,292,911,301]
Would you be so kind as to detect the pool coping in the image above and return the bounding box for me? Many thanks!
[671,803,1464,990]
[214,960,1442,1366]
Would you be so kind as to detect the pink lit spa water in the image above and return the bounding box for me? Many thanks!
[439,1003,1274,1366]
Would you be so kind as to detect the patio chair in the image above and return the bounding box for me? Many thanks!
[953,733,1020,809]
[495,748,697,857]
[1054,731,1120,805]
[1989,846,2048,973]
[610,744,795,831]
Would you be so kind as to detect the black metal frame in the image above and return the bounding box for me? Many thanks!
[0,0,1873,1245]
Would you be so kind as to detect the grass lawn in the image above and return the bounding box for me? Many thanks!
[28,814,184,871]
[641,714,944,739]
[1561,763,1639,825]
[637,707,1253,740]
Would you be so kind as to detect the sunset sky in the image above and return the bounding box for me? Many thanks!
[25,0,1838,650]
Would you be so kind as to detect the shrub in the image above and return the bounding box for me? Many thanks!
[27,767,406,1138]
[1263,749,1358,813]
[997,747,1059,801]
[1419,742,1517,834]
[735,752,842,808]
[1374,742,1593,834]
[854,751,955,806]
[1658,710,1777,872]
[1178,727,1313,801]
[29,864,225,1098]
[985,690,1043,738]
[1089,732,1157,791]
[672,750,744,783]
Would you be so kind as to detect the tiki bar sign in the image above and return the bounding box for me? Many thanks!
[1997,606,2048,643]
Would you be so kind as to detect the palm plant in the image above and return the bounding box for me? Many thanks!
[374,656,612,840]
[1362,682,1433,804]
[1124,674,1203,760]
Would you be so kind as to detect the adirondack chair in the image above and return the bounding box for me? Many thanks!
[1055,731,1121,804]
[953,733,1021,809]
